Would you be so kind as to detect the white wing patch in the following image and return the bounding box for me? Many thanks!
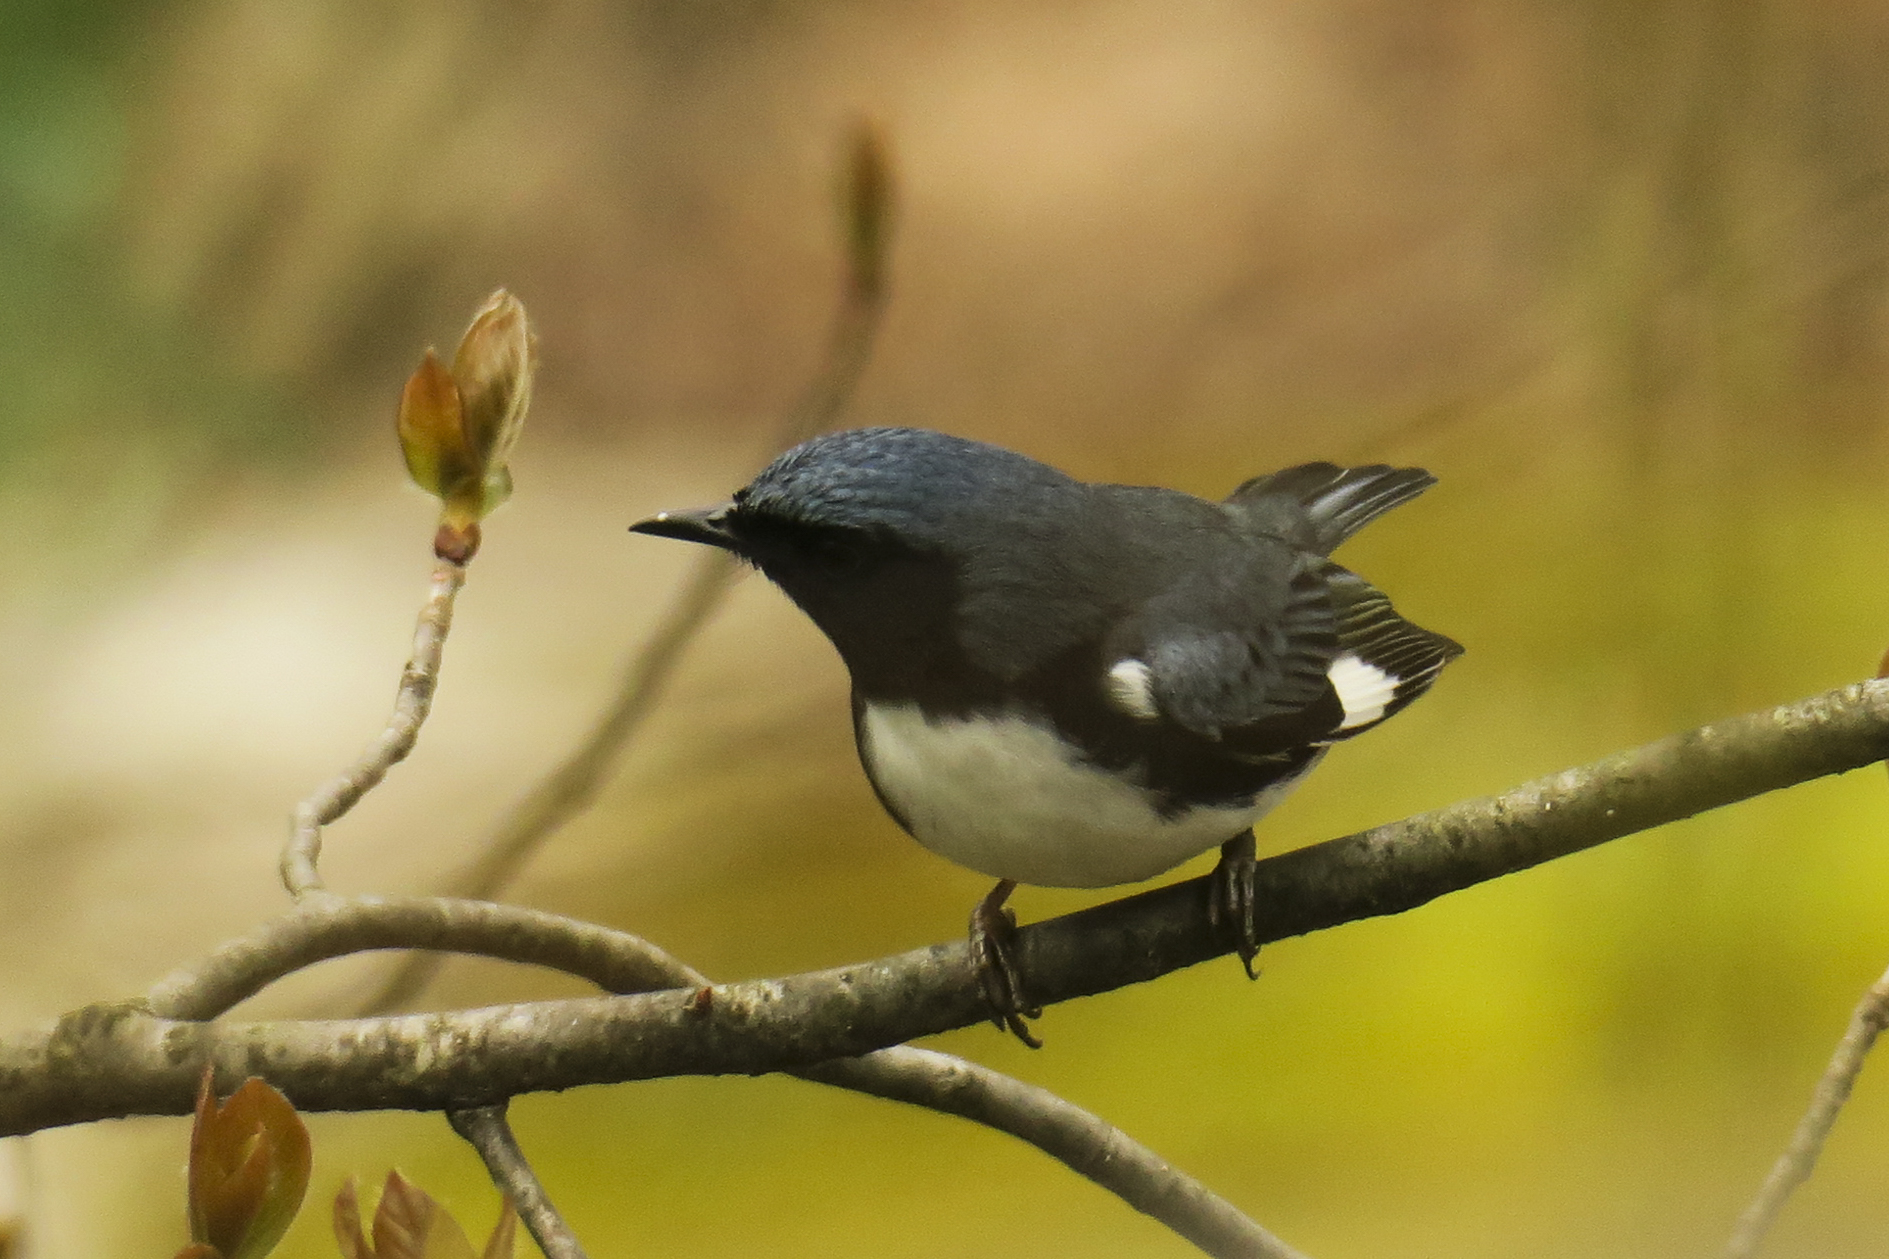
[1328,653,1398,730]
[1104,658,1159,720]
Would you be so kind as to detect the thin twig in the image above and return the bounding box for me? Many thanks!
[280,560,467,899]
[143,897,696,1021]
[144,896,1298,1258]
[12,680,1889,1128]
[801,1052,1308,1259]
[1725,961,1889,1258]
[448,1103,588,1259]
[353,553,736,1012]
[355,126,895,1015]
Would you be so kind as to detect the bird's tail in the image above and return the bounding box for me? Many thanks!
[1226,462,1436,554]
[1319,564,1462,738]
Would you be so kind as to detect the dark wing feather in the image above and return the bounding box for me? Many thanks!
[1318,564,1462,739]
[1126,559,1459,756]
[1107,469,1457,755]
[1130,549,1340,743]
[1226,462,1437,555]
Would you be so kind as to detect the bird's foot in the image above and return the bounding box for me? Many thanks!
[1208,831,1262,980]
[969,879,1044,1048]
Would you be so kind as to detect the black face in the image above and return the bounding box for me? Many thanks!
[746,512,964,678]
[632,499,962,694]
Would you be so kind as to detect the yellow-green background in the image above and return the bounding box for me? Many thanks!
[5,2,1889,1256]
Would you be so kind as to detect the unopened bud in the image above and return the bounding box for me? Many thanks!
[394,290,537,562]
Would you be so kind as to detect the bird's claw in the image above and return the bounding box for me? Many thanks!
[1208,831,1262,979]
[970,879,1044,1048]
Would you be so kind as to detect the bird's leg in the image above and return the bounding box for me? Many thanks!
[1208,830,1262,979]
[969,878,1044,1048]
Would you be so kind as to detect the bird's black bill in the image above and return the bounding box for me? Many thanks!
[629,505,740,550]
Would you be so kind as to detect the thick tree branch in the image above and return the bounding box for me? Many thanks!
[145,897,1297,1258]
[7,680,1889,1136]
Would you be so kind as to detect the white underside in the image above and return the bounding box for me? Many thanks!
[858,702,1320,888]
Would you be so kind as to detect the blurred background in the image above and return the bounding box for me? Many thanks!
[5,0,1889,1255]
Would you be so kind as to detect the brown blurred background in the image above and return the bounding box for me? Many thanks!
[6,0,1889,1255]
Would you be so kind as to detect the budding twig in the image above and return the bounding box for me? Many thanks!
[280,561,466,899]
[352,552,739,1010]
[282,288,534,900]
[355,120,897,1014]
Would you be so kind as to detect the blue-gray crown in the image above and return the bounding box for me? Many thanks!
[738,427,1076,545]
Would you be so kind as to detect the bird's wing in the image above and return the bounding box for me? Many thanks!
[1121,556,1459,755]
[1120,545,1341,745]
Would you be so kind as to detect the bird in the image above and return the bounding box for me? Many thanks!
[631,426,1460,1044]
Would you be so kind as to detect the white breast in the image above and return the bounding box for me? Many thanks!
[857,702,1318,888]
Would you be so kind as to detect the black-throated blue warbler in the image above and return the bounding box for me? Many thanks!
[631,426,1460,1044]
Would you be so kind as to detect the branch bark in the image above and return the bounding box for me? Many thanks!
[145,897,1300,1258]
[6,680,1888,1137]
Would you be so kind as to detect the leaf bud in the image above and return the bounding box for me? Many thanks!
[185,1071,311,1259]
[394,290,537,560]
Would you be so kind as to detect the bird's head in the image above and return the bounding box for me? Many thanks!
[634,425,1072,560]
[632,428,1073,661]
